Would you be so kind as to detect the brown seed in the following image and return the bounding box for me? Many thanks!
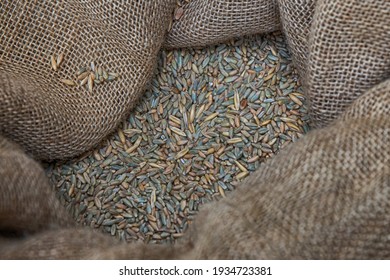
[247,156,259,163]
[189,105,196,123]
[126,137,142,154]
[88,74,94,93]
[149,162,164,169]
[171,127,186,137]
[175,148,189,159]
[289,94,303,106]
[227,138,242,144]
[56,53,64,68]
[260,119,272,126]
[218,185,226,198]
[188,123,195,133]
[280,117,296,123]
[68,184,75,196]
[264,73,273,82]
[286,122,301,132]
[61,79,76,86]
[234,160,248,172]
[236,171,249,180]
[234,115,240,127]
[216,146,225,156]
[234,91,240,111]
[80,76,88,86]
[77,71,89,81]
[51,55,57,71]
[254,115,260,126]
[151,189,156,205]
[169,115,181,125]
[203,112,218,122]
[118,129,126,144]
[94,197,102,209]
[147,214,157,222]
[240,98,248,109]
[196,104,205,119]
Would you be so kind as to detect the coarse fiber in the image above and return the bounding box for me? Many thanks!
[0,1,176,160]
[1,0,390,259]
[167,0,390,127]
[1,80,389,259]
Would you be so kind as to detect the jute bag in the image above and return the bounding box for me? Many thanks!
[1,80,389,259]
[0,136,74,233]
[165,0,281,49]
[1,0,390,259]
[167,0,390,128]
[0,1,176,160]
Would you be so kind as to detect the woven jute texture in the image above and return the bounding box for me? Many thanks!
[306,0,390,127]
[164,0,280,49]
[0,136,74,233]
[1,80,389,259]
[277,0,315,83]
[1,0,390,259]
[0,228,176,260]
[179,80,390,259]
[0,1,176,160]
[166,0,390,127]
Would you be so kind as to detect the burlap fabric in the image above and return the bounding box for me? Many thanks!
[165,0,281,49]
[277,0,315,82]
[0,136,74,233]
[166,0,390,127]
[1,80,389,259]
[0,228,176,260]
[1,0,388,158]
[1,0,390,259]
[180,80,390,259]
[0,1,176,160]
[306,0,390,127]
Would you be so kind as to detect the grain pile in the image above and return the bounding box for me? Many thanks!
[46,32,309,244]
[56,61,119,93]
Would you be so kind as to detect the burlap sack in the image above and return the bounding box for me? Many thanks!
[2,0,387,159]
[166,0,390,128]
[277,0,315,81]
[1,0,390,260]
[0,1,176,161]
[0,228,176,260]
[306,0,390,127]
[0,136,74,233]
[164,0,280,49]
[179,80,390,259]
[1,79,389,259]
